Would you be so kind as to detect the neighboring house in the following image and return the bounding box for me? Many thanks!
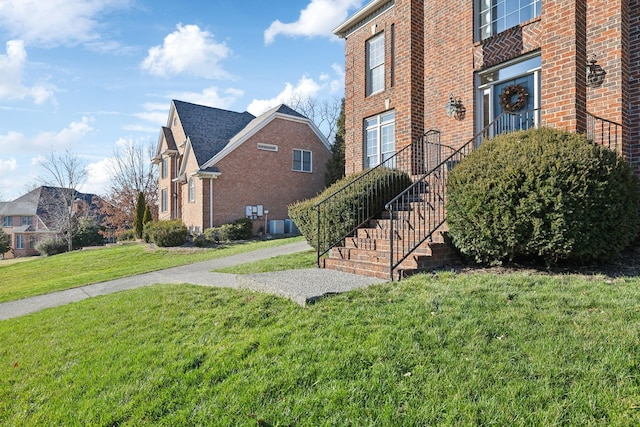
[318,0,640,279]
[0,186,98,258]
[153,100,331,235]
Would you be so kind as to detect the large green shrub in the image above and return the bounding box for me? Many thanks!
[35,237,68,257]
[446,127,639,264]
[144,220,188,247]
[289,167,412,249]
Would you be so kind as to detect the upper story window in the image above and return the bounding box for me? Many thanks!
[293,149,312,173]
[188,177,196,202]
[366,32,385,96]
[478,0,541,41]
[161,157,168,179]
[21,216,32,226]
[2,216,10,227]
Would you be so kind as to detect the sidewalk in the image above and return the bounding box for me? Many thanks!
[0,241,385,320]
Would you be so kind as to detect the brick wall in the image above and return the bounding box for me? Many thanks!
[629,0,640,174]
[196,118,330,233]
[342,0,425,175]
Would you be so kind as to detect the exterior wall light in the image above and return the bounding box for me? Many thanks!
[445,94,466,120]
[586,55,606,88]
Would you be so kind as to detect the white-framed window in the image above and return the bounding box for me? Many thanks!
[365,111,395,168]
[478,0,541,41]
[21,216,32,226]
[161,188,168,212]
[28,235,36,249]
[161,157,168,179]
[293,149,312,173]
[15,234,24,249]
[366,32,385,96]
[188,177,196,202]
[2,216,10,227]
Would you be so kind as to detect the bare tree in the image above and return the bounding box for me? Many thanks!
[284,94,342,142]
[38,150,89,252]
[99,140,158,238]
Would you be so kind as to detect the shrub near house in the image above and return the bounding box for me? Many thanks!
[446,128,640,265]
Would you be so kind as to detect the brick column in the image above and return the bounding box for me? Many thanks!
[629,0,640,175]
[541,0,588,133]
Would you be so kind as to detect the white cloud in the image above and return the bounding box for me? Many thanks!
[264,0,363,45]
[0,40,56,104]
[82,157,116,196]
[0,157,18,173]
[247,76,321,116]
[0,117,94,153]
[0,0,131,47]
[169,87,245,110]
[141,24,233,79]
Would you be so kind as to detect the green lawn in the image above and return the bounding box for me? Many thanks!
[212,249,317,274]
[0,237,304,303]
[1,272,639,425]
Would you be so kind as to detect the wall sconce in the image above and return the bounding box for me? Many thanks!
[445,94,466,120]
[586,55,606,88]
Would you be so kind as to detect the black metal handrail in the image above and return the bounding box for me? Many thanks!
[385,109,541,280]
[587,113,621,151]
[313,130,441,264]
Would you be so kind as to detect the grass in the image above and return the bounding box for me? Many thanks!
[0,237,304,303]
[2,272,640,425]
[212,249,317,274]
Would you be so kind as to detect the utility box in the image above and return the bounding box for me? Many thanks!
[284,219,298,235]
[269,220,285,235]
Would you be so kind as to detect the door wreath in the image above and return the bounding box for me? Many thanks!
[499,84,528,113]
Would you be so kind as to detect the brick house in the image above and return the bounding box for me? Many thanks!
[0,186,97,258]
[318,0,640,279]
[153,100,331,235]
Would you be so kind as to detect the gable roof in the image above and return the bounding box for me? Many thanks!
[0,186,97,218]
[172,100,255,167]
[201,103,331,169]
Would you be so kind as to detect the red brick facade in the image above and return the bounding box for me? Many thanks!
[336,0,639,174]
[155,102,331,235]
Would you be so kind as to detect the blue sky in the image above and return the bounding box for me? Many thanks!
[0,0,364,201]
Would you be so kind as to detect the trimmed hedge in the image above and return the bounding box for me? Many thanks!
[289,167,412,249]
[143,220,188,247]
[446,127,639,264]
[202,218,254,244]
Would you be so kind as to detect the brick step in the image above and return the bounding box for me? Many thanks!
[355,224,448,240]
[321,257,394,280]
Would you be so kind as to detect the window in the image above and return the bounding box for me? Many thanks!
[366,33,385,96]
[161,188,168,212]
[2,216,10,227]
[188,177,196,202]
[21,216,32,226]
[161,157,168,179]
[478,0,541,40]
[28,235,36,249]
[293,149,312,173]
[15,234,24,250]
[365,111,395,168]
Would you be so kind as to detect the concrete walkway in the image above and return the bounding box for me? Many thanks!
[0,241,386,321]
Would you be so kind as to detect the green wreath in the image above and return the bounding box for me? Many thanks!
[499,84,528,113]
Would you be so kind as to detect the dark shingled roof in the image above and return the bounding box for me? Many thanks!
[173,100,255,166]
[161,126,177,151]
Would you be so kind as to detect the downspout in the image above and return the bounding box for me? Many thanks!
[209,178,214,229]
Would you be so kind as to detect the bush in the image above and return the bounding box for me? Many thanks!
[289,167,412,249]
[35,238,68,257]
[117,229,136,242]
[144,220,188,247]
[202,218,254,243]
[446,127,639,264]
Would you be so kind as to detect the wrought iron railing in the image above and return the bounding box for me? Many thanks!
[587,113,621,151]
[385,109,541,280]
[313,130,441,264]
